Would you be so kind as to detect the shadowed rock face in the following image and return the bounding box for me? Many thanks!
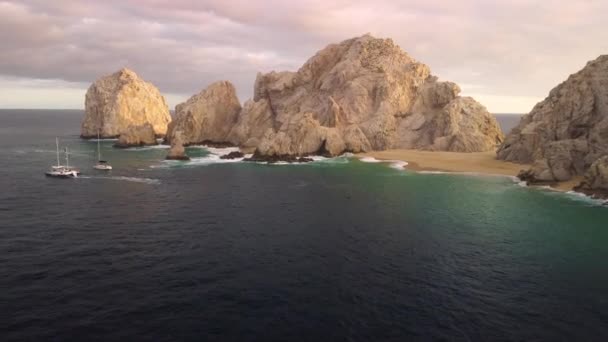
[114,123,158,148]
[574,156,608,199]
[497,55,608,185]
[227,34,503,156]
[81,68,171,139]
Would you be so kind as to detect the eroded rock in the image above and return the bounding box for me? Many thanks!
[82,68,171,138]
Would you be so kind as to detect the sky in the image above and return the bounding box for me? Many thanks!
[0,1,606,113]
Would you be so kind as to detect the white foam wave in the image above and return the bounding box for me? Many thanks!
[358,156,408,170]
[561,190,607,206]
[124,145,170,151]
[201,146,241,155]
[359,156,383,163]
[88,138,118,142]
[388,161,408,170]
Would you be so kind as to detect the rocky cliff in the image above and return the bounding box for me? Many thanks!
[165,81,242,145]
[497,55,608,190]
[169,35,503,157]
[114,123,158,148]
[81,68,171,138]
[574,156,608,199]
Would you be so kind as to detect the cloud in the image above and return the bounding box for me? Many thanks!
[0,0,607,112]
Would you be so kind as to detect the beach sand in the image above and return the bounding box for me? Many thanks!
[358,149,581,191]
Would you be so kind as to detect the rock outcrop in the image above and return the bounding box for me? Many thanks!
[497,55,608,190]
[165,81,242,145]
[166,131,190,160]
[225,34,503,158]
[114,123,158,148]
[574,156,608,199]
[220,151,244,160]
[81,68,171,138]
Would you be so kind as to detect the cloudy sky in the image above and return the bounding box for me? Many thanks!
[0,0,606,113]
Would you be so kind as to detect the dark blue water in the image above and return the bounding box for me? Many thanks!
[1,110,607,341]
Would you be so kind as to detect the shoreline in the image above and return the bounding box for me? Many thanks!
[358,149,582,192]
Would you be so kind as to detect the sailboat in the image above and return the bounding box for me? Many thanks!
[45,138,80,178]
[93,130,112,170]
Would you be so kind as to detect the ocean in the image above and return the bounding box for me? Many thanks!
[1,110,607,341]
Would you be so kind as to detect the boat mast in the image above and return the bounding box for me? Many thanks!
[65,147,69,168]
[56,137,60,166]
[97,130,101,161]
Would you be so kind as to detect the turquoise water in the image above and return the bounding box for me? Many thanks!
[2,110,608,340]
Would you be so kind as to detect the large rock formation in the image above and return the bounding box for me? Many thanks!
[81,68,171,138]
[497,55,608,187]
[165,81,242,145]
[225,34,503,158]
[166,35,502,158]
[114,123,158,148]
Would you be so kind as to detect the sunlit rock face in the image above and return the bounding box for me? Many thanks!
[226,34,503,157]
[498,55,608,185]
[114,123,158,148]
[165,81,242,146]
[81,68,171,139]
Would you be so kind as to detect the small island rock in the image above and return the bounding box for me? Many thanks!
[81,68,171,139]
[166,131,190,160]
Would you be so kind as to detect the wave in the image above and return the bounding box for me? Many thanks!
[388,161,408,170]
[188,145,241,154]
[124,145,170,151]
[418,170,519,181]
[358,156,408,170]
[359,156,383,163]
[88,138,118,142]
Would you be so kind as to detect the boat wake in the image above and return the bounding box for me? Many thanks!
[79,175,161,184]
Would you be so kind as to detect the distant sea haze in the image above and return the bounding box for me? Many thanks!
[3,109,523,136]
[494,113,523,134]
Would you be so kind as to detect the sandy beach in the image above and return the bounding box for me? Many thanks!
[358,149,581,191]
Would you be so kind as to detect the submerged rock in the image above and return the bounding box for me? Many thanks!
[220,151,245,160]
[81,68,171,138]
[497,55,608,185]
[114,123,158,148]
[227,34,503,158]
[243,151,314,164]
[165,81,242,146]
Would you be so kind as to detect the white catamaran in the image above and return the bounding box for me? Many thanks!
[45,138,81,178]
[94,130,112,170]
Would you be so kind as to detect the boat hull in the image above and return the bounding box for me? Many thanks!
[45,172,77,178]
